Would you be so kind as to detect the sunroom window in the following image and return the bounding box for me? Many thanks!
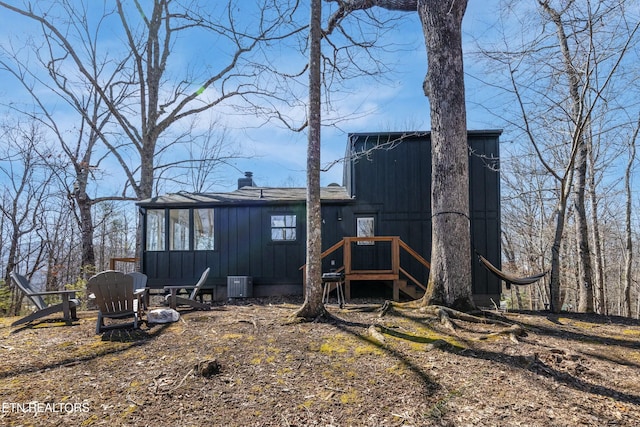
[146,209,165,251]
[169,209,190,250]
[194,208,215,250]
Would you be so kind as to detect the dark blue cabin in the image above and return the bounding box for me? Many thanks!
[136,130,502,305]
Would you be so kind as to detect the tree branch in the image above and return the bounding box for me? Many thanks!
[324,0,417,35]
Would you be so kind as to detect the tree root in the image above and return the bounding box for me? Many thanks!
[477,324,526,344]
[286,304,344,325]
[367,325,386,345]
[377,300,525,342]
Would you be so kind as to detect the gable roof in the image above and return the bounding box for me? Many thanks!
[137,185,353,208]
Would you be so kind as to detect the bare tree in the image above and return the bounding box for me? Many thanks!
[538,0,597,313]
[622,118,640,316]
[0,42,119,275]
[500,145,555,309]
[325,0,473,310]
[0,121,53,314]
[279,2,420,318]
[0,0,305,251]
[476,0,640,313]
[154,119,244,194]
[293,0,325,319]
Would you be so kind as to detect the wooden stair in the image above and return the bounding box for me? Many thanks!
[393,280,425,300]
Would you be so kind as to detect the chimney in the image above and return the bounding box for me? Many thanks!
[237,171,255,189]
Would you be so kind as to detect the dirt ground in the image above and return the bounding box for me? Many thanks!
[1,297,639,427]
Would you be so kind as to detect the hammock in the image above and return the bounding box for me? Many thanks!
[478,255,547,289]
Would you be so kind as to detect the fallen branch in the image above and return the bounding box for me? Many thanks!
[238,318,259,331]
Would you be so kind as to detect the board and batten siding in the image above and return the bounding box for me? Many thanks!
[346,130,501,303]
[141,201,349,298]
[139,130,501,304]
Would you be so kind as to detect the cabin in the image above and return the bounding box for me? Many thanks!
[136,130,502,305]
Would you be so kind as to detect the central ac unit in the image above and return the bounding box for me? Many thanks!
[227,276,253,298]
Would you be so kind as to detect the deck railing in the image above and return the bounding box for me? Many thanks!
[108,257,139,272]
[302,236,431,299]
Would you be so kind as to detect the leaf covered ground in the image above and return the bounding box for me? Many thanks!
[1,297,639,427]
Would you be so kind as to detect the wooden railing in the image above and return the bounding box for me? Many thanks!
[302,236,431,300]
[109,257,139,271]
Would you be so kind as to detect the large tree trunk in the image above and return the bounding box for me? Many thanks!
[418,0,473,310]
[541,1,591,313]
[574,141,594,313]
[325,0,473,310]
[74,164,96,276]
[588,146,606,314]
[294,0,325,319]
[549,189,569,313]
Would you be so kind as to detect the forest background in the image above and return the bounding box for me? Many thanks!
[0,0,639,318]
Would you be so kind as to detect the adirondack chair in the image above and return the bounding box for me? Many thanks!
[87,270,141,334]
[127,271,149,311]
[10,271,79,326]
[164,267,212,310]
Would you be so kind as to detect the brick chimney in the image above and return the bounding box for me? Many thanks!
[237,171,255,189]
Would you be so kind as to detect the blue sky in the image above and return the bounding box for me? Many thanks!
[233,1,501,189]
[0,1,501,195]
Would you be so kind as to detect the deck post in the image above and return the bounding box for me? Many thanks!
[393,280,400,301]
[392,237,400,276]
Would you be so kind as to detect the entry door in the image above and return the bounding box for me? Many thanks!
[352,214,383,270]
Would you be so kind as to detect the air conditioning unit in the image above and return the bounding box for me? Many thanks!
[227,276,253,298]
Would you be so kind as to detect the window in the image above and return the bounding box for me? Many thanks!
[146,209,165,251]
[169,209,190,250]
[356,216,375,245]
[146,208,217,252]
[194,208,215,250]
[271,214,296,241]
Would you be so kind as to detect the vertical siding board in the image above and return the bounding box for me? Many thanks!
[228,207,239,275]
[262,246,274,281]
[262,208,274,280]
[471,218,488,295]
[194,251,209,279]
[249,207,262,278]
[421,137,432,215]
[157,252,169,281]
[236,207,249,274]
[182,251,195,281]
[169,252,181,280]
[144,253,157,285]
[208,251,220,284]
[273,245,285,279]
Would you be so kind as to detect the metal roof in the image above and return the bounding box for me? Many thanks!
[137,185,353,207]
